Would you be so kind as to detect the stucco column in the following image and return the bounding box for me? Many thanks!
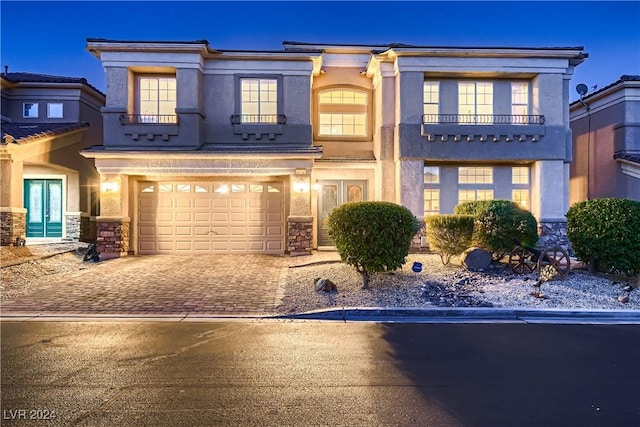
[288,174,313,256]
[532,160,571,251]
[397,160,423,218]
[96,174,130,259]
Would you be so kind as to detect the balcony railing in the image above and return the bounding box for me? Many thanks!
[422,114,545,125]
[230,114,287,125]
[120,114,179,124]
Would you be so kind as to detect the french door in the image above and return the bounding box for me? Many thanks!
[24,179,63,238]
[317,180,367,247]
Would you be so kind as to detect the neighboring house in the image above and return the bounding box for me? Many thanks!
[1,71,105,246]
[83,38,586,258]
[569,75,640,203]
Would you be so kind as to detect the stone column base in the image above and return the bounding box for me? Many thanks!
[288,216,313,256]
[538,220,572,254]
[0,208,27,246]
[96,217,130,260]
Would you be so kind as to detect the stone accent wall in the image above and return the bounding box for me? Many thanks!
[65,214,81,242]
[410,219,428,252]
[0,211,26,246]
[538,220,572,254]
[287,216,313,257]
[96,220,130,259]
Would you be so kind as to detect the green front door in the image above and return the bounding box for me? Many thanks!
[24,179,63,238]
[317,180,367,247]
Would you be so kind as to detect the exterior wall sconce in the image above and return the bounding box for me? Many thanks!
[294,179,309,193]
[101,179,119,193]
[312,180,321,191]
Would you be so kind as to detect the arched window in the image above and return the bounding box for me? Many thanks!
[316,88,369,139]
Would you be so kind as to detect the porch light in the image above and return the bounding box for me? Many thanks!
[312,180,321,191]
[101,179,119,193]
[294,179,309,193]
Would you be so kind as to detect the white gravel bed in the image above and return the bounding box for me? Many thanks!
[1,244,102,301]
[277,254,640,314]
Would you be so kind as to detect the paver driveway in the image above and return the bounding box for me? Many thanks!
[2,254,294,317]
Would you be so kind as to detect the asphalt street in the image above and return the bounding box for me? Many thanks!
[1,321,639,426]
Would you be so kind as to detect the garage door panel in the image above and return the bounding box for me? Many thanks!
[266,212,283,222]
[157,226,173,236]
[194,199,211,208]
[267,226,283,236]
[139,180,284,254]
[175,226,192,236]
[175,212,192,222]
[230,226,246,236]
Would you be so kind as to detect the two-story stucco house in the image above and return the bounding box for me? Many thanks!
[83,39,586,258]
[570,75,640,203]
[1,71,105,246]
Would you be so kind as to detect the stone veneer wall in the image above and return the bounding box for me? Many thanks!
[538,220,572,254]
[97,220,130,258]
[287,216,313,256]
[65,214,81,242]
[410,219,428,252]
[0,211,26,246]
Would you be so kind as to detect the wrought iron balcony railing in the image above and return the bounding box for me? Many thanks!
[120,114,179,125]
[422,114,545,125]
[230,114,287,125]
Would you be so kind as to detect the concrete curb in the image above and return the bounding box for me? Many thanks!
[274,307,640,324]
[4,307,639,324]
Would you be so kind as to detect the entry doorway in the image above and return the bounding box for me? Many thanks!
[317,180,367,247]
[23,179,63,238]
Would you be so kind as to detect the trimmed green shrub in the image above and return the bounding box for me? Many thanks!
[425,214,474,265]
[566,198,640,276]
[455,200,539,260]
[454,200,494,217]
[327,201,419,288]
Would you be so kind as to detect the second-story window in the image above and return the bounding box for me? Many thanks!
[423,81,440,124]
[317,88,369,138]
[23,102,39,118]
[512,82,529,122]
[458,82,493,124]
[241,78,278,123]
[138,76,177,123]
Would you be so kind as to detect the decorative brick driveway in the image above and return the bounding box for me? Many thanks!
[2,254,295,317]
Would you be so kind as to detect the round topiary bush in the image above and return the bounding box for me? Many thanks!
[566,198,640,276]
[327,201,419,288]
[455,200,539,260]
[425,214,474,265]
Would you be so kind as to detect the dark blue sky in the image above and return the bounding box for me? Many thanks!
[1,1,639,101]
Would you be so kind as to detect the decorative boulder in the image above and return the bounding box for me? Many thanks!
[314,277,337,292]
[461,247,492,271]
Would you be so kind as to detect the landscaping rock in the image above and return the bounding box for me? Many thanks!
[461,247,493,271]
[314,277,337,292]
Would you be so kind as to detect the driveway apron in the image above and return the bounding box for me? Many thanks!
[2,255,290,316]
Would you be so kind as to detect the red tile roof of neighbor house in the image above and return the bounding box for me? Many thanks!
[1,122,89,145]
[1,71,105,96]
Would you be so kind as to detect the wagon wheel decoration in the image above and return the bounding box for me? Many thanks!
[537,246,571,280]
[508,246,537,275]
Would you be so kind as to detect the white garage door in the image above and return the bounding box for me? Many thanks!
[138,181,285,254]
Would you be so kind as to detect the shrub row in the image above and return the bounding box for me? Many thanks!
[426,200,538,263]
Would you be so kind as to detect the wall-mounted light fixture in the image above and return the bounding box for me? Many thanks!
[312,179,321,191]
[294,179,310,193]
[101,177,119,193]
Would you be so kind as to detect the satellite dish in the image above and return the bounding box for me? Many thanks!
[576,83,589,96]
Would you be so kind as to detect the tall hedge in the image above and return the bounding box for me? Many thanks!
[566,198,640,276]
[425,214,474,265]
[327,201,419,288]
[454,200,539,260]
